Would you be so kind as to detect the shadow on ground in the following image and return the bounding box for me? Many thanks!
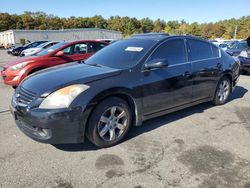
[53,85,248,152]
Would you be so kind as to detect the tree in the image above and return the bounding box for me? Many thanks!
[153,19,165,32]
[0,12,249,39]
[140,18,154,33]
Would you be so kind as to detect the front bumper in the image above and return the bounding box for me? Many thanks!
[10,99,87,144]
[1,69,25,86]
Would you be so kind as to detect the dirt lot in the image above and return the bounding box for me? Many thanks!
[0,50,250,188]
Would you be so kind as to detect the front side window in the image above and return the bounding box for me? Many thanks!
[188,39,218,61]
[62,45,72,55]
[148,39,187,65]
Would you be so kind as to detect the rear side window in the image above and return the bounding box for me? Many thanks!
[211,45,219,58]
[148,39,187,65]
[188,39,219,61]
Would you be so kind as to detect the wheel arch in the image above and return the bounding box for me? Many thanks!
[221,70,233,92]
[85,87,140,127]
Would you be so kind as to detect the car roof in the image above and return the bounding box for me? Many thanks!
[130,33,170,41]
[66,40,109,44]
[129,33,206,43]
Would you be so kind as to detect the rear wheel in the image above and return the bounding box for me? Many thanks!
[86,97,132,147]
[213,77,231,105]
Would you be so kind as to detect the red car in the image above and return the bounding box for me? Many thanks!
[1,40,108,87]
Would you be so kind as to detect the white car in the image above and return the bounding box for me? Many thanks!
[21,41,58,56]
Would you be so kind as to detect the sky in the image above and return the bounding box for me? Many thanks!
[0,0,249,23]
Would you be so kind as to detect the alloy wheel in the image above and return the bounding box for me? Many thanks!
[218,80,230,102]
[97,106,128,141]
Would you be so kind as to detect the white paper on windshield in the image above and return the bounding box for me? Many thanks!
[48,49,54,52]
[125,47,143,52]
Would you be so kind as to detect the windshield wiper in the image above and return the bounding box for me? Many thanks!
[78,60,103,67]
[88,63,103,67]
[78,60,85,64]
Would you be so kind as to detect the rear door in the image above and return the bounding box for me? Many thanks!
[187,38,222,101]
[142,38,193,115]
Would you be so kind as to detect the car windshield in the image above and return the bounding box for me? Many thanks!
[35,42,68,56]
[23,43,31,47]
[230,41,247,50]
[85,39,156,69]
[36,42,51,48]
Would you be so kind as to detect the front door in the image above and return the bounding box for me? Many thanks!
[142,38,193,116]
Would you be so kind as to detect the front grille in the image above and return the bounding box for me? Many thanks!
[16,87,37,105]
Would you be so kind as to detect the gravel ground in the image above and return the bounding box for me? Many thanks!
[0,50,250,188]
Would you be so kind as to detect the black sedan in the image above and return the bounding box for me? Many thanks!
[11,34,240,147]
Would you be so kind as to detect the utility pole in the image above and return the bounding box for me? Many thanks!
[234,25,237,40]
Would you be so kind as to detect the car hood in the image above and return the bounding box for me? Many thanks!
[3,56,40,68]
[20,63,122,96]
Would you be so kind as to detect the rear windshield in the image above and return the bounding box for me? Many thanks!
[35,42,68,56]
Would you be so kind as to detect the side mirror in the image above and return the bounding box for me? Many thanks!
[144,59,168,70]
[55,51,64,57]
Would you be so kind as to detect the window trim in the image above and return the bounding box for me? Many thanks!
[141,37,221,71]
[142,37,188,69]
[186,38,221,62]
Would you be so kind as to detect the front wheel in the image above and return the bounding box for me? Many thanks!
[86,97,132,147]
[213,77,231,105]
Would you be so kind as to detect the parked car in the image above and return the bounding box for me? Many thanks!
[224,40,239,48]
[238,37,250,74]
[20,41,59,56]
[11,41,48,56]
[1,40,108,87]
[11,46,24,56]
[218,43,229,50]
[10,34,240,147]
[7,44,22,54]
[226,41,248,56]
[238,49,250,74]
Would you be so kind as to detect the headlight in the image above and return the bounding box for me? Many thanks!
[9,60,34,71]
[239,51,248,58]
[39,84,89,109]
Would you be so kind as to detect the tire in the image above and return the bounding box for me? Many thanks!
[86,97,132,147]
[213,76,231,105]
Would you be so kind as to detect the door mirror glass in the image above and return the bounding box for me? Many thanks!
[144,59,168,70]
[55,51,64,57]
